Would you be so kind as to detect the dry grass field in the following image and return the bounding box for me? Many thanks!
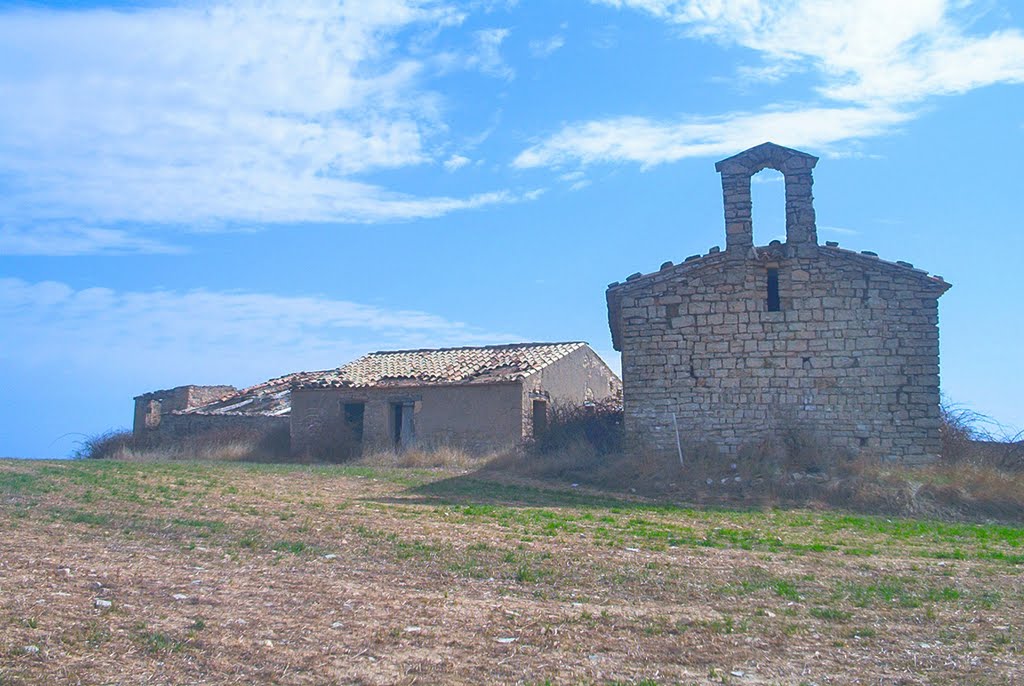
[1,458,1022,685]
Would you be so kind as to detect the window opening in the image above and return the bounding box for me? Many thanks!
[767,267,781,311]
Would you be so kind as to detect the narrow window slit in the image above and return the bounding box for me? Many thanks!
[766,267,781,312]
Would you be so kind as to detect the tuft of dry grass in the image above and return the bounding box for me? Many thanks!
[355,445,507,471]
[489,438,1024,524]
[77,426,291,464]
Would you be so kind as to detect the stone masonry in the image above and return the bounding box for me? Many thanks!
[606,143,951,463]
[133,385,236,435]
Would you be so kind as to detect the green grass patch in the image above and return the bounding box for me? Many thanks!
[0,470,46,495]
[271,539,310,555]
[134,628,187,654]
[809,607,853,621]
[50,508,113,527]
[172,518,227,533]
[719,567,801,601]
[833,576,962,610]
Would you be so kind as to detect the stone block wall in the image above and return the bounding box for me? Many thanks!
[612,247,948,463]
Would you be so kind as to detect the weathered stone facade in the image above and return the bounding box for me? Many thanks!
[606,143,951,463]
[132,384,287,449]
[133,385,237,435]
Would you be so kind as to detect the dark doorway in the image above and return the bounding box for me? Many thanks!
[391,402,404,447]
[342,402,365,445]
[532,399,549,437]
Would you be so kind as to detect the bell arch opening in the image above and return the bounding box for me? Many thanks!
[751,168,786,246]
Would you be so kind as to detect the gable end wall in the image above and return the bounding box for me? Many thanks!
[519,346,623,439]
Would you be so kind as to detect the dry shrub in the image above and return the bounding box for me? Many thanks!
[357,444,503,471]
[532,398,623,455]
[74,429,136,460]
[492,413,1024,522]
[80,425,291,463]
[817,457,1024,522]
[940,401,1024,472]
[487,440,611,482]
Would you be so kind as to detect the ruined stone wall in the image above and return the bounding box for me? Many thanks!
[132,385,236,435]
[290,383,525,457]
[613,248,946,463]
[145,413,288,447]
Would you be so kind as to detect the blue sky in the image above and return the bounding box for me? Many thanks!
[1,0,1022,458]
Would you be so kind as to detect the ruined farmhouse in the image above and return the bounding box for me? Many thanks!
[134,342,620,456]
[606,142,951,463]
[291,342,620,455]
[133,372,323,450]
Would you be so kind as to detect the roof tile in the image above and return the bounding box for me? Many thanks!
[298,342,587,389]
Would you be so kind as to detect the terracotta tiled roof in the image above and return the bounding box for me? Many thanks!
[297,342,588,389]
[177,370,329,417]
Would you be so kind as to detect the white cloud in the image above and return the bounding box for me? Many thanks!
[529,34,565,58]
[443,154,472,171]
[557,170,592,191]
[514,105,912,169]
[0,224,185,256]
[0,1,526,252]
[467,27,515,79]
[523,1,1023,170]
[0,277,519,387]
[591,1,1024,104]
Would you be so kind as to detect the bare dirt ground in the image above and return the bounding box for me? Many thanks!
[0,459,1021,685]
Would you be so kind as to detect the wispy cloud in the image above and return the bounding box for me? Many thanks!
[467,27,515,79]
[529,34,565,58]
[0,1,525,254]
[0,277,519,387]
[514,105,912,169]
[558,170,592,191]
[520,1,1023,170]
[443,154,472,171]
[0,224,185,256]
[591,1,1024,103]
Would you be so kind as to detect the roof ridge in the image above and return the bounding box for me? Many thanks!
[366,341,586,355]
